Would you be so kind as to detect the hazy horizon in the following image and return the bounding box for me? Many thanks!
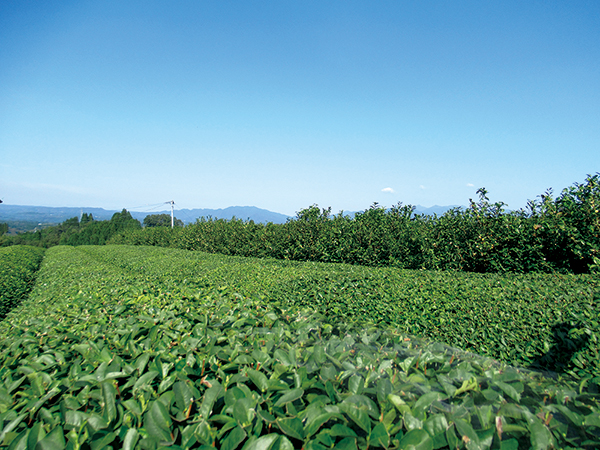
[1,1,598,216]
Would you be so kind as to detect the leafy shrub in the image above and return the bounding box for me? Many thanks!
[112,175,598,275]
[1,245,599,449]
[0,245,45,318]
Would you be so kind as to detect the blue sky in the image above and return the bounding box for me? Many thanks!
[1,1,598,216]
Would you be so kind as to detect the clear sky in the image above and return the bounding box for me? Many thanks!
[1,1,599,216]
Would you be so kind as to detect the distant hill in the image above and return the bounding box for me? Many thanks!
[0,204,462,228]
[0,204,291,225]
[132,206,291,225]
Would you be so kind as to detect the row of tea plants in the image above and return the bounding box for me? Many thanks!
[0,245,45,319]
[79,245,600,382]
[109,174,600,274]
[1,245,599,449]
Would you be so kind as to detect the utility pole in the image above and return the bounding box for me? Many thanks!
[169,200,174,228]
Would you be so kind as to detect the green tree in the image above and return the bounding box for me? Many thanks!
[0,223,8,235]
[80,213,93,224]
[143,214,183,228]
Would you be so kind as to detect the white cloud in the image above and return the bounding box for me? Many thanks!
[466,183,475,187]
[381,187,394,193]
[419,185,426,190]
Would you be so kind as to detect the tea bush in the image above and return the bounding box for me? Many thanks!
[1,245,599,449]
[0,245,45,319]
[39,245,600,382]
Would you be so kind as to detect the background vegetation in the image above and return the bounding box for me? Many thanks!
[0,209,141,248]
[3,174,598,275]
[110,174,600,275]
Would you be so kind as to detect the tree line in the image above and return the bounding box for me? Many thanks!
[109,174,600,274]
[0,211,183,248]
[2,174,599,274]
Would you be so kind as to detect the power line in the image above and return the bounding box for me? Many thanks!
[126,203,168,211]
[123,201,199,227]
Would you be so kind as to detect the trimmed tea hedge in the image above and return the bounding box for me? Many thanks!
[0,245,45,319]
[78,245,600,381]
[0,246,598,449]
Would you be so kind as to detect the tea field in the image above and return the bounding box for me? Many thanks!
[0,246,45,319]
[0,245,599,449]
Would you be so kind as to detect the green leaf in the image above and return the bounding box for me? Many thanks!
[123,428,139,450]
[329,424,357,438]
[247,369,269,393]
[35,426,65,450]
[388,394,407,412]
[101,381,117,423]
[424,414,448,437]
[0,413,26,444]
[233,397,255,427]
[88,431,116,450]
[244,433,280,450]
[369,422,389,448]
[325,381,338,403]
[339,402,371,434]
[144,401,172,442]
[552,405,583,427]
[499,438,519,450]
[584,412,600,427]
[195,420,215,446]
[445,424,459,450]
[376,379,392,406]
[335,437,358,450]
[272,435,294,450]
[274,388,304,407]
[413,392,441,416]
[525,414,554,450]
[494,381,521,403]
[199,385,223,419]
[86,414,109,432]
[221,426,247,450]
[475,428,494,450]
[348,375,363,395]
[277,417,304,440]
[403,412,423,431]
[274,349,291,366]
[28,421,46,450]
[174,380,194,412]
[398,429,433,450]
[64,410,88,429]
[304,413,336,438]
[133,370,159,393]
[454,419,481,450]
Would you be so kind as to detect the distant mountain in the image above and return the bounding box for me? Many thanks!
[130,206,291,225]
[0,203,462,227]
[0,204,291,225]
[0,205,116,223]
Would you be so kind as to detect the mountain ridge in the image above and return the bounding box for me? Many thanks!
[0,204,463,226]
[0,204,291,225]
